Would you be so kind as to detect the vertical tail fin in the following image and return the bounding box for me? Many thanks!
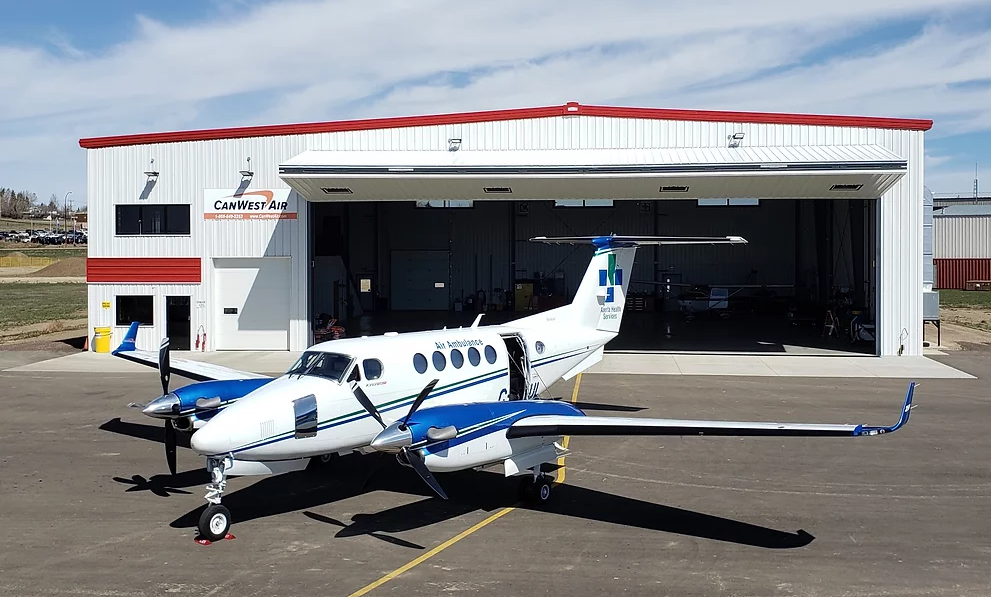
[530,235,747,334]
[113,321,141,354]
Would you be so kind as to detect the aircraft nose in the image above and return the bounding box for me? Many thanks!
[370,425,412,452]
[142,393,180,419]
[190,423,233,456]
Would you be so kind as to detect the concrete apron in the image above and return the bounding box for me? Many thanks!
[3,350,974,379]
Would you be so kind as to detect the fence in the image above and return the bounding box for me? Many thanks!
[934,258,991,290]
[0,256,55,268]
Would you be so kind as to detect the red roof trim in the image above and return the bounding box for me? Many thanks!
[78,102,933,149]
[87,257,201,283]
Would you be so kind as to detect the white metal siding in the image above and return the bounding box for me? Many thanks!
[88,283,206,351]
[88,114,924,355]
[934,216,991,258]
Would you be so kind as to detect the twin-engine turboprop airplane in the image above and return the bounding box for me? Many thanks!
[110,234,918,543]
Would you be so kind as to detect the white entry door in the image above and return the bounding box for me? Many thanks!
[391,250,450,310]
[214,257,290,350]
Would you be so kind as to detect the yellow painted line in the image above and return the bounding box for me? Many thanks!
[555,372,582,486]
[346,506,517,597]
[347,372,583,597]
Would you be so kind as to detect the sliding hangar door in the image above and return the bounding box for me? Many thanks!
[288,147,900,354]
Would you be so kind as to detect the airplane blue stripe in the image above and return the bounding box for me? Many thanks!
[229,368,509,455]
[532,347,588,365]
[533,348,593,369]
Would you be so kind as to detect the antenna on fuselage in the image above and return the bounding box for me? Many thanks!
[471,314,483,328]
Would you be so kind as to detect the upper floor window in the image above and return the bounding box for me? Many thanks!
[116,204,191,236]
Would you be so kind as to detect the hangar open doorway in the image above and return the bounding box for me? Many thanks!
[307,198,878,355]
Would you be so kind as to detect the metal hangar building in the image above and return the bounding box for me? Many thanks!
[79,102,932,357]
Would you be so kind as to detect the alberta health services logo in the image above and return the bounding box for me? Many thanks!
[204,189,297,220]
[598,253,623,303]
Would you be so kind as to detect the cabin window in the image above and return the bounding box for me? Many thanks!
[535,341,545,354]
[450,349,464,369]
[432,350,447,371]
[363,359,383,380]
[484,345,497,364]
[413,353,428,374]
[467,347,481,366]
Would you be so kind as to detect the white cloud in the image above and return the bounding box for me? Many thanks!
[2,0,991,201]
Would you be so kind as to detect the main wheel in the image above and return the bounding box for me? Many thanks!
[520,476,552,504]
[198,504,231,542]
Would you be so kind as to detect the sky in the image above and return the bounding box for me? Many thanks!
[2,0,991,207]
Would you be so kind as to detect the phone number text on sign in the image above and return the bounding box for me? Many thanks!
[204,213,298,220]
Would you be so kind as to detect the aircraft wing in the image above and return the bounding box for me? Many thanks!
[506,383,916,439]
[111,322,271,382]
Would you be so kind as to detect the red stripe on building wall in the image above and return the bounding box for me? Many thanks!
[87,258,201,283]
[934,258,991,290]
[78,102,934,149]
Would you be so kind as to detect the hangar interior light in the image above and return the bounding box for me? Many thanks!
[448,138,462,151]
[483,186,512,194]
[659,185,689,192]
[321,187,353,194]
[830,184,865,191]
[728,131,746,148]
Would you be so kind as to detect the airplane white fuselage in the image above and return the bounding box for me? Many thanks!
[189,322,613,461]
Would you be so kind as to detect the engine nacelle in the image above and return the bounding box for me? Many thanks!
[421,432,553,473]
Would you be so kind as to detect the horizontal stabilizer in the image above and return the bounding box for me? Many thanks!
[530,234,747,248]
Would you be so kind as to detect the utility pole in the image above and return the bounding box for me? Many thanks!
[63,191,72,234]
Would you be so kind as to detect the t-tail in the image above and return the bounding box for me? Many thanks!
[528,234,748,334]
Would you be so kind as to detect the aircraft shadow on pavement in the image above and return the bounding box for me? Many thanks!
[101,417,813,550]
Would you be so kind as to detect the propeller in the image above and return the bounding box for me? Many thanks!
[352,379,447,499]
[158,338,177,476]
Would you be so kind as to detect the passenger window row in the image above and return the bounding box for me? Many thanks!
[414,345,497,374]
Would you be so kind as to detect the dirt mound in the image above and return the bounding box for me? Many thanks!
[27,257,86,278]
[5,251,28,259]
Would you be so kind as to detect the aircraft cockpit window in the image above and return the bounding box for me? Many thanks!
[363,359,383,380]
[286,351,354,383]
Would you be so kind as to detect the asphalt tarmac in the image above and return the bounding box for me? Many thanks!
[1,351,989,596]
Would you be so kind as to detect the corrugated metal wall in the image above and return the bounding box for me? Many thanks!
[88,113,922,355]
[934,215,991,258]
[87,139,310,350]
[934,258,991,289]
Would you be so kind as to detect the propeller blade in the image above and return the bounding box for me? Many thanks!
[351,383,385,429]
[400,379,439,430]
[158,338,171,396]
[402,447,447,500]
[127,402,146,409]
[164,420,177,476]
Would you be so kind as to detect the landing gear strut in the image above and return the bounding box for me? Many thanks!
[198,456,232,541]
[519,470,553,504]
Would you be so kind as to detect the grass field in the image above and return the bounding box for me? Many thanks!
[939,289,991,309]
[0,247,87,259]
[0,283,87,332]
[0,218,57,232]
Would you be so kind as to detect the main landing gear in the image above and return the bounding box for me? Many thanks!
[198,456,233,542]
[519,469,553,504]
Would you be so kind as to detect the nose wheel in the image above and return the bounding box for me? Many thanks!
[198,456,233,542]
[198,504,231,542]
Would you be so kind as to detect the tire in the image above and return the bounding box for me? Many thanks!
[532,477,552,503]
[198,504,231,542]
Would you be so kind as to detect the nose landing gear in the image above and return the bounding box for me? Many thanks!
[198,456,233,542]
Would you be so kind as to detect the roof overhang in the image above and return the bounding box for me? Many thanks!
[280,145,907,202]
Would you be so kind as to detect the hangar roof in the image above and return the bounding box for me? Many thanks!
[78,102,934,150]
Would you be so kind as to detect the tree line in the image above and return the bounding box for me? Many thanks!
[0,189,86,219]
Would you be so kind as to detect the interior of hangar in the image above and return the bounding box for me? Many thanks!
[305,197,879,355]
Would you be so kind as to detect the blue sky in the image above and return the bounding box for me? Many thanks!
[2,0,991,206]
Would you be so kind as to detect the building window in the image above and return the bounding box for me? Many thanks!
[697,198,760,207]
[413,353,428,374]
[115,204,191,235]
[415,200,473,208]
[362,359,383,380]
[116,295,153,326]
[554,199,614,207]
[467,347,481,366]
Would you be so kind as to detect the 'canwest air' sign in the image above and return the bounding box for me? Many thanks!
[204,189,297,220]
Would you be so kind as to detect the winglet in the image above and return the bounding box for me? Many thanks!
[854,382,917,436]
[112,322,140,354]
